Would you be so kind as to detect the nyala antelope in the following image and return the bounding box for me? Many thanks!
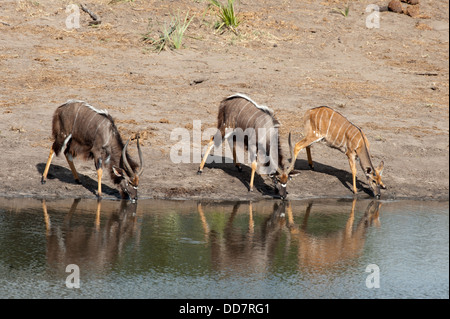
[293,106,386,198]
[197,94,300,199]
[41,100,144,200]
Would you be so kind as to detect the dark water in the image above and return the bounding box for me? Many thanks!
[0,197,448,299]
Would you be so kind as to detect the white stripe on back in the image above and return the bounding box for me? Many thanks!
[228,93,274,116]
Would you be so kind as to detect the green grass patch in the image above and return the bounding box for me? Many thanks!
[142,11,193,53]
[208,0,241,34]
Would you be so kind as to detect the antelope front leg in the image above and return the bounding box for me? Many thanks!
[306,146,314,170]
[293,138,312,163]
[197,136,215,175]
[347,154,358,195]
[41,148,55,184]
[95,158,103,198]
[233,142,242,172]
[249,160,258,192]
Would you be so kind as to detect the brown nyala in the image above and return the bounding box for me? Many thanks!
[198,94,300,199]
[41,100,144,200]
[293,106,386,198]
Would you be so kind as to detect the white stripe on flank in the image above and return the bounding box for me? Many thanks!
[254,112,268,128]
[318,108,324,133]
[72,103,82,131]
[349,129,360,146]
[245,108,260,130]
[235,99,251,123]
[62,134,72,154]
[332,121,347,146]
[355,136,363,150]
[314,109,320,133]
[338,123,351,148]
[326,111,335,139]
[93,118,108,138]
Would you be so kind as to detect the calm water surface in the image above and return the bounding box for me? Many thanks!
[0,197,448,299]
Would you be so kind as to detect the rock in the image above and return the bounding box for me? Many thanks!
[406,4,420,18]
[388,0,404,13]
[415,22,433,30]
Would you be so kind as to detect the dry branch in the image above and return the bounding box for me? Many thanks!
[80,3,102,25]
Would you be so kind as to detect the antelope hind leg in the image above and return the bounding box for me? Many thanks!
[347,155,358,195]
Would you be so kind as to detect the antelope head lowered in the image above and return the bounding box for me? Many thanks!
[270,132,300,199]
[292,106,386,198]
[41,100,144,200]
[197,94,300,199]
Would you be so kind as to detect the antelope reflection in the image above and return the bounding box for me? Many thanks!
[198,199,381,273]
[42,199,141,273]
[292,200,381,271]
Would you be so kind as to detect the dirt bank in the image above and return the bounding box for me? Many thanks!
[0,0,448,201]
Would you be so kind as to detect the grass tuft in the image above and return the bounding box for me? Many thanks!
[332,5,350,17]
[208,0,240,34]
[142,11,193,53]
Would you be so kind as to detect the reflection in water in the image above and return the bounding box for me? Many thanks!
[42,199,141,274]
[294,200,381,271]
[39,198,381,277]
[198,199,382,274]
[2,197,444,298]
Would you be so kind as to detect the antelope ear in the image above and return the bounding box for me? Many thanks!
[365,167,372,175]
[269,172,279,178]
[376,161,384,176]
[112,166,124,177]
[288,170,301,177]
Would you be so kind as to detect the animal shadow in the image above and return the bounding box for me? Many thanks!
[36,163,120,198]
[293,158,373,196]
[202,155,280,198]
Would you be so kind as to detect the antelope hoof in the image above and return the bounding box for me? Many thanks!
[75,179,82,185]
[41,177,46,184]
[237,166,243,172]
[197,170,203,175]
[249,188,254,192]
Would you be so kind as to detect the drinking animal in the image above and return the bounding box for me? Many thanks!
[293,106,385,198]
[41,100,144,200]
[197,94,300,199]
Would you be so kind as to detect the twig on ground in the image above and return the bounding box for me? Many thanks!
[80,3,102,25]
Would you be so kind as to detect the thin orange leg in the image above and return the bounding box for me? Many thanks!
[41,148,55,184]
[65,154,81,184]
[249,160,258,192]
[97,167,103,198]
[198,136,215,174]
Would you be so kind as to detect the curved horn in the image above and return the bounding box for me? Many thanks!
[122,137,134,177]
[136,134,144,176]
[286,132,296,173]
